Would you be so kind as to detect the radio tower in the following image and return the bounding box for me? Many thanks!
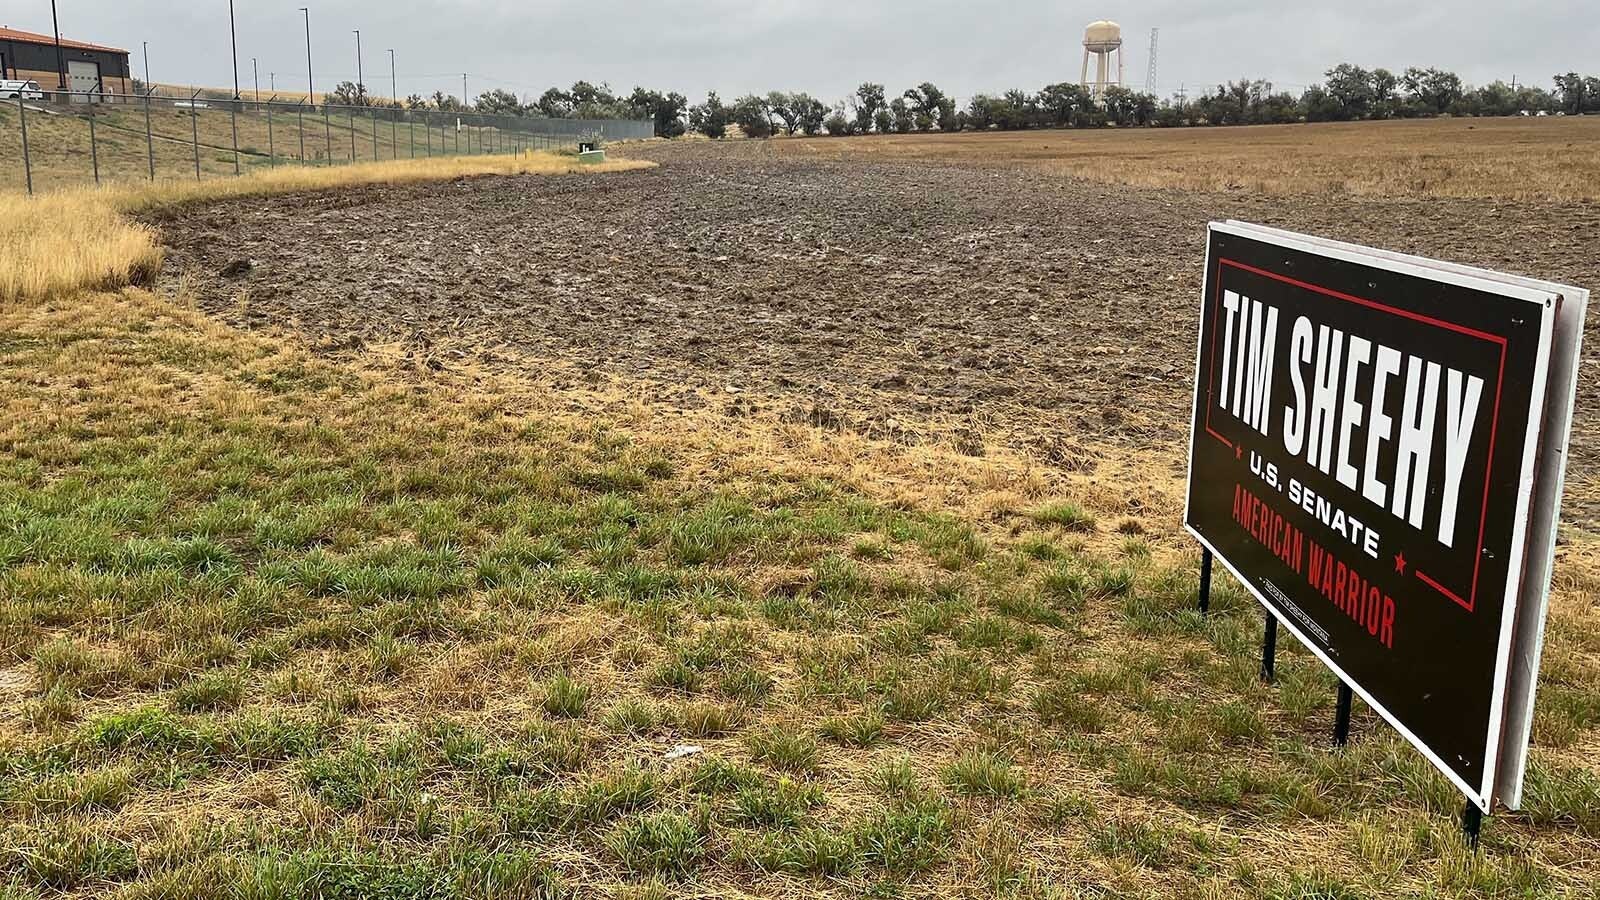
[1145,28,1159,94]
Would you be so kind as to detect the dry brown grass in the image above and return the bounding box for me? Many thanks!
[2,284,1596,898]
[0,101,587,192]
[0,150,653,304]
[742,117,1600,202]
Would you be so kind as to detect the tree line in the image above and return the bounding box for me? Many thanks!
[316,66,1600,135]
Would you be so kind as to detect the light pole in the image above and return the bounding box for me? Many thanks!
[252,57,259,105]
[461,73,467,109]
[300,7,313,103]
[228,1,240,100]
[50,0,66,92]
[387,48,397,156]
[353,30,364,101]
[227,0,241,174]
[142,41,150,89]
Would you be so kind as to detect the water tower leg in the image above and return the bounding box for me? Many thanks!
[1097,54,1109,95]
[1081,50,1090,88]
[1118,50,1124,89]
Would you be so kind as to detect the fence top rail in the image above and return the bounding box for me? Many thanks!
[14,87,653,135]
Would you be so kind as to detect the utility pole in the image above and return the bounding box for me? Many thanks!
[353,30,364,100]
[271,72,275,91]
[252,57,259,104]
[1145,28,1159,95]
[142,41,150,88]
[462,74,468,109]
[228,1,240,99]
[388,49,396,106]
[51,0,67,91]
[300,8,313,103]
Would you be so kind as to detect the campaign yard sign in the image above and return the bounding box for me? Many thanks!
[1184,221,1588,812]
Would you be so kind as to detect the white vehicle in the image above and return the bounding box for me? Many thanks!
[1,79,45,101]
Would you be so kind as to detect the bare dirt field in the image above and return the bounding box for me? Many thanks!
[150,133,1600,527]
[703,117,1600,202]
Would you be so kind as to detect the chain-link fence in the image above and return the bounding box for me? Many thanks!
[1,89,655,194]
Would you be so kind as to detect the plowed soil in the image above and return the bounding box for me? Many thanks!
[148,140,1600,527]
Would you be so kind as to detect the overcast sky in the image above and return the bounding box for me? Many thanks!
[10,1,1596,103]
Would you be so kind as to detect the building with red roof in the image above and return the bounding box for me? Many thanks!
[1,25,132,99]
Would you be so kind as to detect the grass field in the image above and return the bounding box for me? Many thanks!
[735,116,1600,202]
[5,282,1598,900]
[0,136,1597,898]
[0,102,583,194]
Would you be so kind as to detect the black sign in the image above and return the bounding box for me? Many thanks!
[1184,223,1565,808]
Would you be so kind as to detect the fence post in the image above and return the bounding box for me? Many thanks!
[409,116,415,158]
[230,99,241,175]
[348,109,356,162]
[88,106,100,186]
[190,91,202,181]
[143,88,155,181]
[322,102,332,166]
[267,99,276,167]
[393,107,399,160]
[370,107,378,160]
[18,94,33,195]
[298,101,307,163]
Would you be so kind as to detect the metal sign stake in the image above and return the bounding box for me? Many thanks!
[1260,616,1278,682]
[1333,682,1353,747]
[1462,802,1483,847]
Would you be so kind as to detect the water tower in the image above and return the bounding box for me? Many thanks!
[1081,20,1124,97]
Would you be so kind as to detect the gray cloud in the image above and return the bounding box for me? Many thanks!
[13,1,1596,103]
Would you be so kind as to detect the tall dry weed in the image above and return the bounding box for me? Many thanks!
[0,152,652,304]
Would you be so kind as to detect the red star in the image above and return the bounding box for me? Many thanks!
[1394,553,1407,575]
[1235,445,1243,460]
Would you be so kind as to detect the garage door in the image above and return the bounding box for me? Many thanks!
[68,59,100,102]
